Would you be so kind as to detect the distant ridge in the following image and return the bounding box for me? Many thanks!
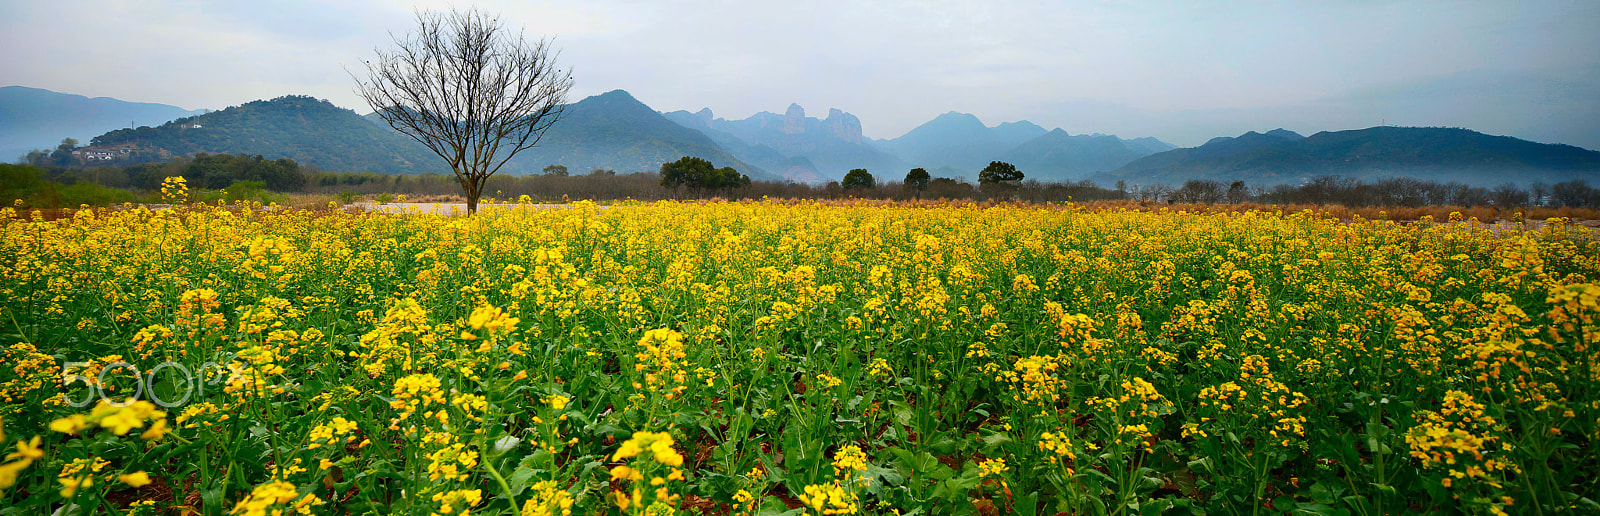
[88,95,443,174]
[80,90,772,178]
[508,90,774,179]
[0,86,206,161]
[1002,129,1165,181]
[872,112,1172,179]
[881,112,1008,173]
[1103,126,1600,186]
[665,103,899,182]
[661,108,825,183]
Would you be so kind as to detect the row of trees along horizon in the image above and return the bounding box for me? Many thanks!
[7,151,1600,210]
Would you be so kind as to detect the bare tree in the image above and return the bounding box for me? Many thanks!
[354,7,572,214]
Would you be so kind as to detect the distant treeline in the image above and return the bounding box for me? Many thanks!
[1150,176,1600,208]
[299,169,1130,203]
[10,152,1600,209]
[311,169,1600,208]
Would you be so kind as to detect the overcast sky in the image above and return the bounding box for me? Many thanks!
[4,0,1597,148]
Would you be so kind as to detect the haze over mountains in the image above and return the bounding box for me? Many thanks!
[1102,127,1600,187]
[4,85,1597,188]
[663,106,1179,182]
[0,86,207,162]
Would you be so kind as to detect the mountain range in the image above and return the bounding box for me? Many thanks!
[1102,127,1600,186]
[500,90,772,180]
[0,86,207,162]
[89,95,442,175]
[4,85,1596,188]
[69,89,769,178]
[662,106,1177,182]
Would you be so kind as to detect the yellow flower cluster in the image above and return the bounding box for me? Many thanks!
[431,488,482,516]
[462,303,519,341]
[609,430,688,512]
[1038,431,1078,463]
[1405,390,1518,487]
[0,343,57,412]
[867,358,893,378]
[306,417,358,449]
[49,400,169,439]
[230,480,322,516]
[390,373,446,427]
[1195,355,1309,447]
[520,480,575,516]
[612,431,684,466]
[832,444,869,478]
[977,457,1009,477]
[799,482,858,515]
[998,355,1066,406]
[159,176,188,204]
[633,328,689,398]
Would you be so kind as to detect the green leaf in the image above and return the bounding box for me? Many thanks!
[980,432,1013,447]
[1290,502,1346,516]
[1138,498,1174,516]
[1307,481,1343,503]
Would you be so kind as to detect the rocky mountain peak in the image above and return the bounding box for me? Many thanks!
[823,108,863,144]
[783,103,806,134]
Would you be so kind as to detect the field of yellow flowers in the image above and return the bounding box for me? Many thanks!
[1,199,1598,516]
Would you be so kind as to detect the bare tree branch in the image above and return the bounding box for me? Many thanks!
[352,7,572,214]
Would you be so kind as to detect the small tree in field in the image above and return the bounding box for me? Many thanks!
[978,161,1023,186]
[354,7,572,214]
[904,168,930,198]
[660,156,749,195]
[842,168,875,191]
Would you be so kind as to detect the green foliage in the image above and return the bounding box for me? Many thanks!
[842,168,875,190]
[1,163,139,208]
[659,156,750,192]
[903,168,930,192]
[54,181,139,206]
[0,163,48,193]
[183,153,305,191]
[978,160,1024,185]
[542,164,568,177]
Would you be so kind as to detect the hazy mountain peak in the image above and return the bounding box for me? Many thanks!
[1265,128,1305,140]
[783,103,806,134]
[823,108,863,144]
[993,120,1051,148]
[932,111,984,124]
[1001,127,1166,181]
[995,120,1046,131]
[592,89,637,102]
